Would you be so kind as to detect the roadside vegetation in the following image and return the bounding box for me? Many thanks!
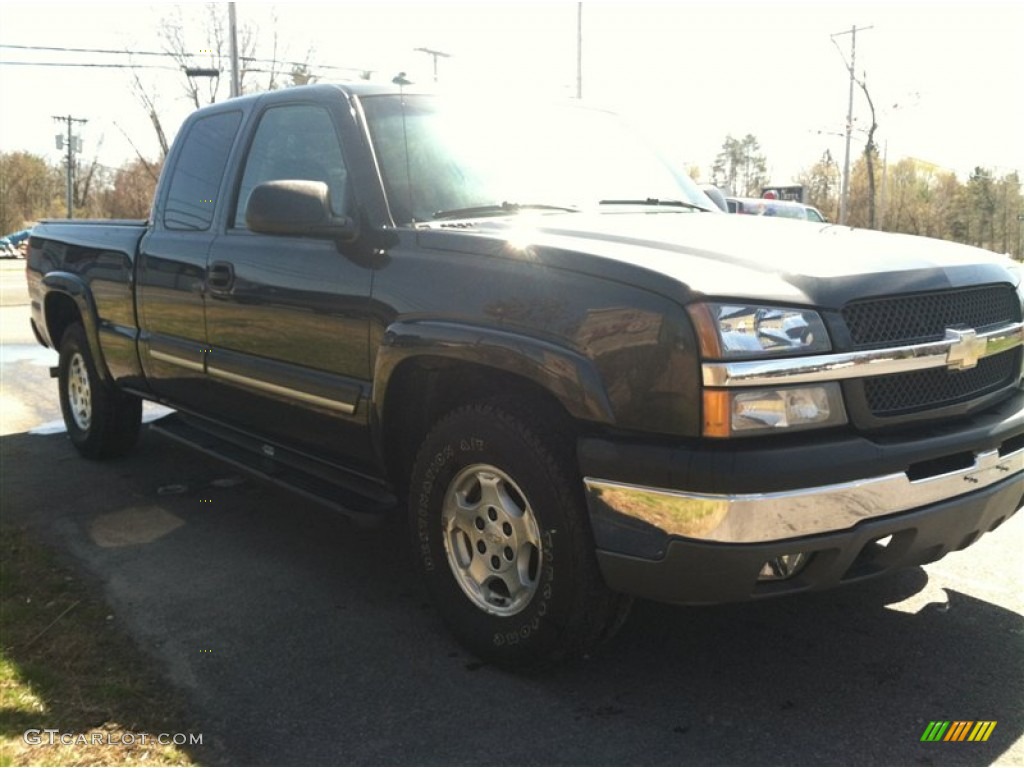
[707,133,1023,256]
[0,526,210,766]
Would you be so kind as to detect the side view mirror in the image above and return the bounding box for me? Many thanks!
[245,180,357,241]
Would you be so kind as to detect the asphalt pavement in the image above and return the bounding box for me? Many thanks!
[1,259,1022,766]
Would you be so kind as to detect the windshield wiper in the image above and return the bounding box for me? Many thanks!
[432,202,580,220]
[599,198,712,212]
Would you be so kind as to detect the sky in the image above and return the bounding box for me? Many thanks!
[0,0,1022,187]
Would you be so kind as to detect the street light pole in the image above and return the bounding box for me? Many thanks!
[228,2,241,98]
[576,2,583,99]
[184,67,221,111]
[413,47,451,83]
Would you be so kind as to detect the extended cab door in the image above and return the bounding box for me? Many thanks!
[138,108,243,408]
[203,101,376,469]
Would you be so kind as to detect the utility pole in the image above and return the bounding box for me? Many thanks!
[413,47,451,83]
[832,24,871,226]
[228,1,241,98]
[53,115,87,219]
[879,139,888,230]
[1017,213,1023,261]
[576,1,583,99]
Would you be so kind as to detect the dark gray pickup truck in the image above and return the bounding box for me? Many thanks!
[26,83,1024,666]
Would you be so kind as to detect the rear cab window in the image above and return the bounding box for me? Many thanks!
[162,111,242,231]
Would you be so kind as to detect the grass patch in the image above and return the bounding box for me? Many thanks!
[0,526,212,766]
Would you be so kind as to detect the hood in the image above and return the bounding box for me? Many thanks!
[417,211,1018,309]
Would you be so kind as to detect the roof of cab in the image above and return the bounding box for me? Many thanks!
[190,81,425,116]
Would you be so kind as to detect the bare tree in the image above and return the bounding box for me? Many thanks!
[856,73,879,229]
[73,151,103,213]
[100,158,163,219]
[127,4,255,159]
[129,69,170,159]
[264,10,281,91]
[159,4,260,107]
[126,4,340,165]
[113,120,163,182]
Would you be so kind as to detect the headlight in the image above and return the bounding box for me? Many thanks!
[688,303,831,358]
[703,383,848,437]
[690,302,845,437]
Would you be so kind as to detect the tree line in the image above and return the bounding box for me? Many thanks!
[4,138,1021,261]
[706,134,1022,259]
[0,152,160,232]
[803,151,1021,258]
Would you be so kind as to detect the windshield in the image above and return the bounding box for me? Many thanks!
[360,94,708,224]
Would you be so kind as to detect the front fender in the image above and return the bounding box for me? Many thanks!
[373,320,616,425]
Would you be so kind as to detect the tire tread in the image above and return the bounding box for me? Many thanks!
[58,323,141,459]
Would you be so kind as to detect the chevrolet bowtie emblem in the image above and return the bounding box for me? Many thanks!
[945,327,987,371]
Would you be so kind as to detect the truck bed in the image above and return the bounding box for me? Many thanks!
[32,219,148,258]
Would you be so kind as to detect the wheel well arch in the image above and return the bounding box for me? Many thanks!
[44,291,82,350]
[42,278,110,383]
[379,357,577,490]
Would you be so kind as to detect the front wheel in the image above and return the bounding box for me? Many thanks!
[409,401,630,668]
[58,322,141,459]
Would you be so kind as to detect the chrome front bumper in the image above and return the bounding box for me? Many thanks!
[584,446,1024,545]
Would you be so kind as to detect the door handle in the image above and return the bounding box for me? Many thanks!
[207,261,235,293]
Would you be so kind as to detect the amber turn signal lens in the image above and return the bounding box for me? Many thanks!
[687,303,724,358]
[702,390,732,438]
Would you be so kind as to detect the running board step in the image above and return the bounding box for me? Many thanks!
[148,413,398,527]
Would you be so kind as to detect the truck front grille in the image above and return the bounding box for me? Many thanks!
[842,285,1021,421]
[843,285,1020,350]
[864,348,1021,416]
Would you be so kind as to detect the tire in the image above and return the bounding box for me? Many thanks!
[58,322,141,459]
[409,400,631,668]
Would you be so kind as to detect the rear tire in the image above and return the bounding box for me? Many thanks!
[409,400,631,668]
[58,322,141,459]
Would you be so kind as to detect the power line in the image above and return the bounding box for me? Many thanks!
[1,60,370,78]
[0,42,370,74]
[0,61,182,70]
[1,43,171,57]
